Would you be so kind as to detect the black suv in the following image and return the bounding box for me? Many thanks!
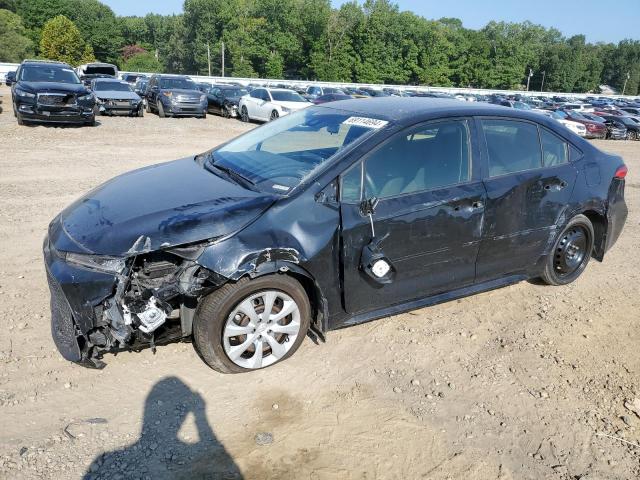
[11,60,96,126]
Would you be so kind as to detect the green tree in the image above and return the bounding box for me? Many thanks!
[39,14,94,65]
[122,51,162,72]
[264,50,284,78]
[0,8,34,62]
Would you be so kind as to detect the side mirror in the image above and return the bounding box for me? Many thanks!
[360,196,379,238]
[359,197,379,216]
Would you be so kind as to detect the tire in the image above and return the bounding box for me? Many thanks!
[270,109,279,121]
[193,275,311,374]
[137,107,144,117]
[200,111,206,119]
[146,100,152,114]
[157,101,166,118]
[85,115,96,127]
[16,113,24,125]
[540,214,594,286]
[240,106,249,122]
[222,105,230,118]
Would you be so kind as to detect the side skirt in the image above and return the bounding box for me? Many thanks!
[335,274,528,330]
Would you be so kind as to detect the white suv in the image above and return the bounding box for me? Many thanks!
[239,88,309,122]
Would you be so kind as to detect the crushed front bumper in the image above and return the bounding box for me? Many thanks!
[43,236,117,367]
[98,99,142,116]
[17,102,95,124]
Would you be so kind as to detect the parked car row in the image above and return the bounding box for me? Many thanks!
[5,59,640,136]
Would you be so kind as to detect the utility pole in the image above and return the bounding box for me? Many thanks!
[206,43,211,76]
[540,71,546,92]
[622,71,630,96]
[526,68,533,91]
[221,42,225,77]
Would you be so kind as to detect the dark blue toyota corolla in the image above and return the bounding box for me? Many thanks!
[43,98,628,373]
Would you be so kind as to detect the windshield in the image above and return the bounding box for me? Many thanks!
[270,90,306,102]
[221,88,248,97]
[20,65,80,84]
[94,82,132,92]
[160,77,197,90]
[513,101,531,110]
[618,117,637,127]
[211,108,385,193]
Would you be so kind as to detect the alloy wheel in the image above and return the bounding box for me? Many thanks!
[270,110,279,121]
[222,290,301,369]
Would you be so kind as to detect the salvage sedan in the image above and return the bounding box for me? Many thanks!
[92,78,144,117]
[44,98,628,373]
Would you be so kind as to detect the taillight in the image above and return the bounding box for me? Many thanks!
[615,165,628,179]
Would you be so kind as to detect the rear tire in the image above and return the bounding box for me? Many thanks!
[193,275,311,374]
[540,214,594,286]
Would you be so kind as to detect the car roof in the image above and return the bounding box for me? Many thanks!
[21,59,70,68]
[315,97,541,123]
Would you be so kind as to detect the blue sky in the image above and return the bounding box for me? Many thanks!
[101,0,639,44]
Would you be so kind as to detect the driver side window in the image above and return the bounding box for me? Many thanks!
[363,120,471,199]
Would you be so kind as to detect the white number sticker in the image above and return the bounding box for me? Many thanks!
[343,116,389,129]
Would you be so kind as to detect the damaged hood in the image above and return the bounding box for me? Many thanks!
[53,157,277,256]
[95,90,141,101]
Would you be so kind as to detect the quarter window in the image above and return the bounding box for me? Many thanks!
[540,128,568,167]
[482,120,542,177]
[363,120,471,199]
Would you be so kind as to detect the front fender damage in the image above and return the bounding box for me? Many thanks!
[81,236,328,367]
[81,237,228,368]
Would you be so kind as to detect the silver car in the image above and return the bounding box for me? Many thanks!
[92,78,144,117]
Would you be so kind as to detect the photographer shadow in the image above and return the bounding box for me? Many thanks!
[83,376,243,480]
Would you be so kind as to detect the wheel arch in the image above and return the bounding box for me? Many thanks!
[246,261,329,335]
[581,209,607,261]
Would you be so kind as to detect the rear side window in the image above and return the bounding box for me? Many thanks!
[482,120,542,177]
[540,128,568,167]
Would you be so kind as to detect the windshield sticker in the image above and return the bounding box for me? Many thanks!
[343,116,389,129]
[62,68,75,73]
[272,184,290,192]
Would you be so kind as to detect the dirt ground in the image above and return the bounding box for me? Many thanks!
[0,84,639,480]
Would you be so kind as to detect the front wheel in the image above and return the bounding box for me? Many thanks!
[193,275,311,373]
[540,214,594,286]
[270,109,279,121]
[240,106,249,122]
[157,101,166,118]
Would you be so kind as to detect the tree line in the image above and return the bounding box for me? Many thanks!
[1,0,639,95]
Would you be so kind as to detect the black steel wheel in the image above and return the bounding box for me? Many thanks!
[540,214,594,286]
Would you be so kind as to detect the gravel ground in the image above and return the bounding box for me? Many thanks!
[0,84,639,479]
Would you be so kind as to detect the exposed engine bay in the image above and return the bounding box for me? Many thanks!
[83,247,225,368]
